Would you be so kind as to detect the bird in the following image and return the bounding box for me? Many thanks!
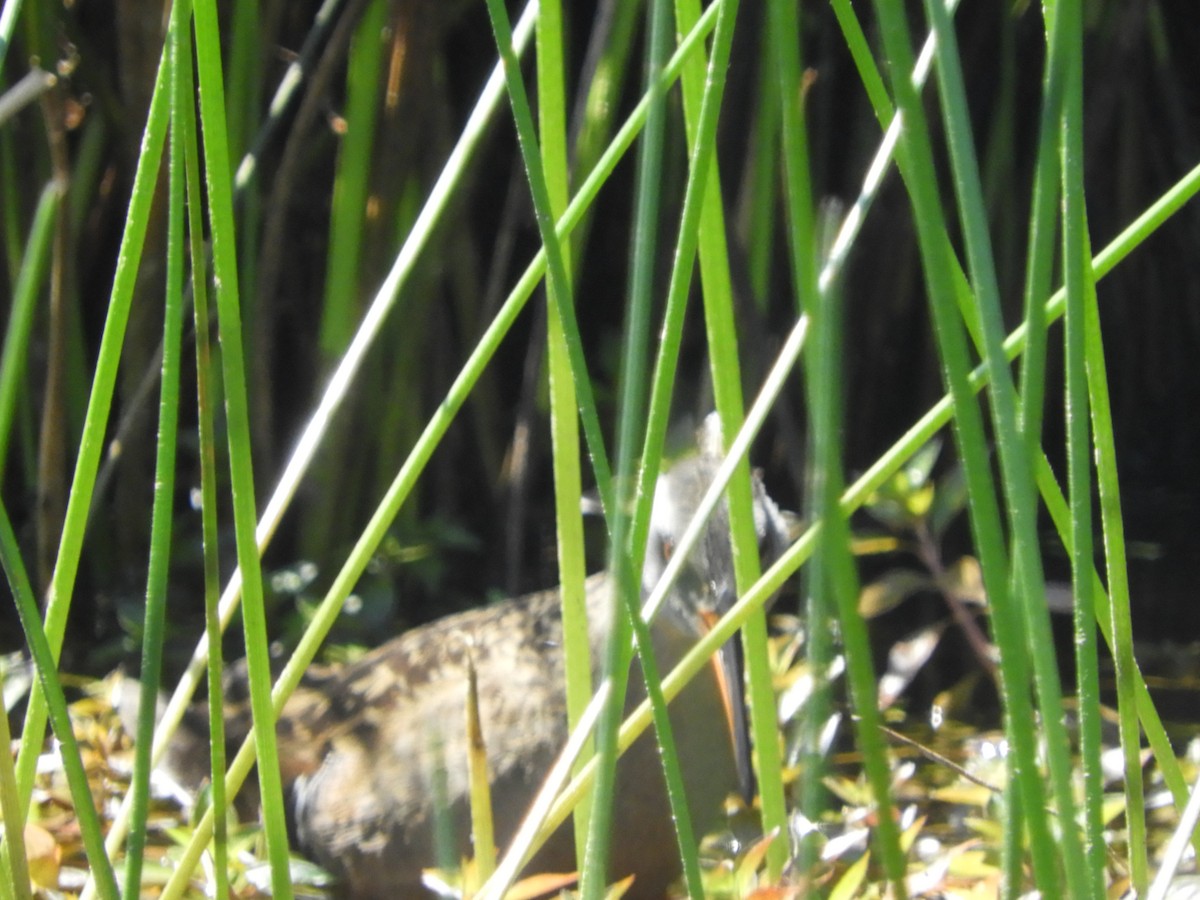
[157,418,790,898]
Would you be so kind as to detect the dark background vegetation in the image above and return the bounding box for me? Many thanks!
[1,0,1198,681]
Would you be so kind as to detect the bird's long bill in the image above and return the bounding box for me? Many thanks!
[699,608,756,805]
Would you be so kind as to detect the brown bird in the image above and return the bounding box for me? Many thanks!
[159,423,790,898]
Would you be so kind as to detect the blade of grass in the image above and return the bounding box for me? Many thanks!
[773,0,906,888]
[481,682,610,899]
[224,0,262,361]
[191,0,295,894]
[671,0,789,875]
[1082,250,1148,886]
[535,0,593,872]
[223,0,259,163]
[604,0,711,892]
[1,116,21,294]
[319,0,386,359]
[1007,9,1070,880]
[123,0,189,890]
[831,0,984,352]
[812,248,907,897]
[1016,0,1069,454]
[1057,0,1107,892]
[180,7,232,890]
[482,0,613,546]
[0,660,31,900]
[0,501,119,900]
[0,182,56,483]
[568,0,639,256]
[298,0,387,564]
[1033,443,1181,818]
[769,0,828,870]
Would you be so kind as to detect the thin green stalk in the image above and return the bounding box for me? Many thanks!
[672,0,788,876]
[813,264,907,896]
[319,0,386,358]
[1084,271,1147,887]
[569,0,641,256]
[619,0,668,703]
[0,182,56,483]
[482,0,614,517]
[123,2,188,890]
[465,660,497,881]
[535,0,593,872]
[769,0,827,867]
[13,48,170,822]
[605,0,709,890]
[60,122,103,459]
[299,0,387,564]
[631,0,734,587]
[0,660,31,900]
[191,0,294,895]
[0,502,119,900]
[1006,12,1070,883]
[179,3,230,888]
[224,0,259,163]
[869,0,1061,891]
[536,0,570,261]
[1016,0,1069,451]
[1058,0,1106,891]
[775,0,905,887]
[830,0,985,352]
[226,0,261,394]
[828,0,890,128]
[65,117,107,243]
[1036,442,1179,788]
[482,3,645,894]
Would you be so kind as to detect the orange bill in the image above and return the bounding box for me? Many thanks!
[699,608,755,804]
